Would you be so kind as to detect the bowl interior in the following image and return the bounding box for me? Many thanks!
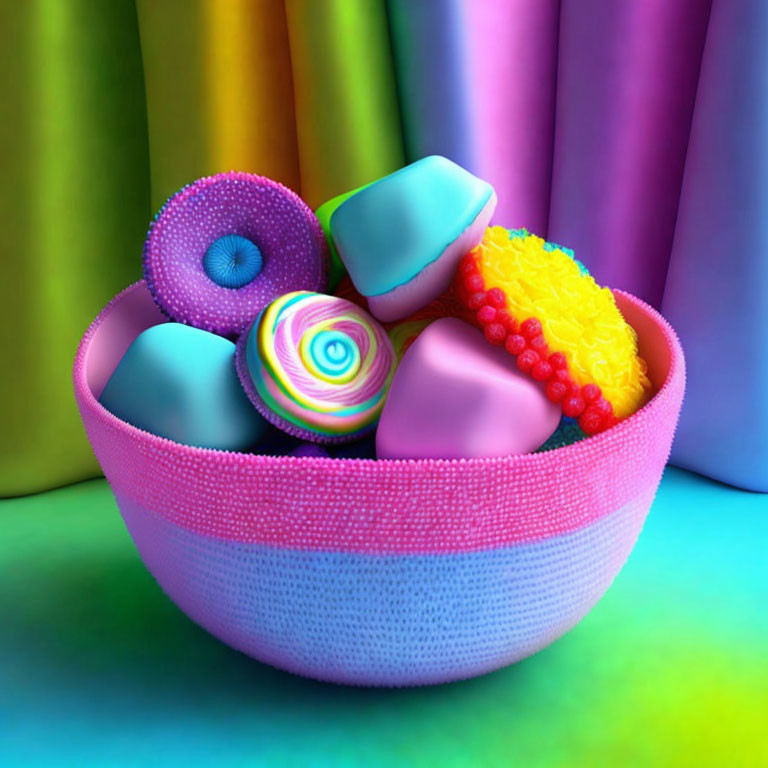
[618,291,673,396]
[84,283,675,413]
[84,285,168,400]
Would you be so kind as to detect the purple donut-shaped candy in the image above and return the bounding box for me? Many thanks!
[143,172,329,336]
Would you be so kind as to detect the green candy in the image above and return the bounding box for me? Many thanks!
[315,185,367,291]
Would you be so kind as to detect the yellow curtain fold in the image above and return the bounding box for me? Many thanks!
[136,0,301,210]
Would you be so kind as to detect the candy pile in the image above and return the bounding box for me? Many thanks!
[100,158,653,459]
[455,227,651,434]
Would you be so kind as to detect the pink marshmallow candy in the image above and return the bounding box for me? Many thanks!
[376,318,561,460]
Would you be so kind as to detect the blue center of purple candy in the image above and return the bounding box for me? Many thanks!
[203,234,263,289]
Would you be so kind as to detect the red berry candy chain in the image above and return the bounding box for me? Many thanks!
[455,252,622,436]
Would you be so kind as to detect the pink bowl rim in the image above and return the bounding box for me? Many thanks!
[74,280,685,473]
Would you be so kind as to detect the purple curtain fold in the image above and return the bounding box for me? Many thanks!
[388,0,559,233]
[548,0,712,307]
[662,0,768,492]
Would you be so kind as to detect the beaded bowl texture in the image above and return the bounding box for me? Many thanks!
[74,281,685,686]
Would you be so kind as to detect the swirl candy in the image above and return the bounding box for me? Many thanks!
[236,291,396,443]
[456,227,652,434]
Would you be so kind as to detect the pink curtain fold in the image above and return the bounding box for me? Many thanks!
[388,0,560,233]
[547,0,712,308]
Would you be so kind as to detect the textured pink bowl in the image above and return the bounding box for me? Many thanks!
[74,281,684,686]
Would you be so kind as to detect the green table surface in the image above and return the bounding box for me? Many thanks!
[1,468,766,767]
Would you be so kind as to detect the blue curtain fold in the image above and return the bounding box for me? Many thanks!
[662,0,768,492]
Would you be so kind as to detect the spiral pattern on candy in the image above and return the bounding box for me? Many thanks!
[237,291,396,443]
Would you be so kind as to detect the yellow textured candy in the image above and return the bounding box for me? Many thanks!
[470,227,651,418]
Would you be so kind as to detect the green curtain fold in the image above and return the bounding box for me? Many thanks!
[0,0,150,496]
[285,0,405,207]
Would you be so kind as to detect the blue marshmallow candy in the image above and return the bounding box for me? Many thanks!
[99,323,268,451]
[330,155,496,322]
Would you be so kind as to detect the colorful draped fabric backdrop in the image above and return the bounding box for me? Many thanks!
[1,0,766,496]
